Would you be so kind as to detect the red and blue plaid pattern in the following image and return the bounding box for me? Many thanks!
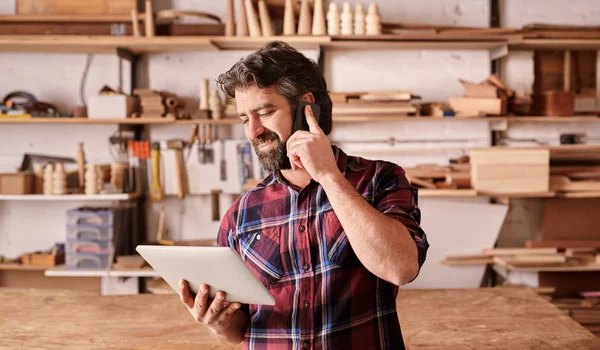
[218,146,429,350]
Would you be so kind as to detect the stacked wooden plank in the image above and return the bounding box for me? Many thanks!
[404,161,471,190]
[330,90,418,117]
[548,147,600,197]
[470,148,550,194]
[552,295,600,337]
[443,247,600,269]
[134,89,165,118]
[448,75,511,117]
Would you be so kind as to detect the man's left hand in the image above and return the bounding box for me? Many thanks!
[286,105,339,183]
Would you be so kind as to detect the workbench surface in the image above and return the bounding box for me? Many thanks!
[0,287,598,349]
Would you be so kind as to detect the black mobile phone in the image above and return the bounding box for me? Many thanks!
[293,100,321,133]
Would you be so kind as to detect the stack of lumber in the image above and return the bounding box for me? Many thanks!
[134,89,165,118]
[552,294,600,337]
[404,161,471,190]
[330,91,419,117]
[448,75,512,117]
[550,165,600,197]
[470,148,549,194]
[442,247,600,269]
[112,255,146,270]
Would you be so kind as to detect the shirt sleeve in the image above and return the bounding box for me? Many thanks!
[373,162,429,276]
[216,202,251,317]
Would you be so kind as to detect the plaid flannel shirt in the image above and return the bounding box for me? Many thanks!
[217,146,429,350]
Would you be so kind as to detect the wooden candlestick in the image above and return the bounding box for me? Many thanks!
[327,2,340,35]
[258,0,274,36]
[144,0,155,37]
[341,2,353,35]
[236,0,249,36]
[366,3,382,36]
[199,79,209,110]
[244,0,262,37]
[312,0,326,35]
[130,8,140,37]
[226,0,235,36]
[283,0,296,35]
[297,0,313,35]
[354,3,365,35]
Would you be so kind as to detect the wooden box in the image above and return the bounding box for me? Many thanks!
[470,148,550,194]
[17,0,136,15]
[448,97,507,116]
[0,173,34,195]
[20,252,65,267]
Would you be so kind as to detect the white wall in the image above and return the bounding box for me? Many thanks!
[1,1,600,291]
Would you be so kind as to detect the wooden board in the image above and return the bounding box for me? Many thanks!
[17,0,136,15]
[483,248,559,256]
[526,240,600,249]
[542,198,600,240]
[550,175,600,192]
[448,96,507,115]
[395,288,600,349]
[1,288,598,349]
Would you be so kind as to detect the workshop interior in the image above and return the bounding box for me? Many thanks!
[1,0,600,348]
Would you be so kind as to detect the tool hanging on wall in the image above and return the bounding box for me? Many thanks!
[220,136,227,181]
[205,124,215,164]
[211,189,222,221]
[166,139,186,199]
[199,124,207,164]
[150,142,164,201]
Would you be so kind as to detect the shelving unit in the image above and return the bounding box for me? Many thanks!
[45,265,159,278]
[0,193,139,201]
[0,34,597,54]
[2,115,599,125]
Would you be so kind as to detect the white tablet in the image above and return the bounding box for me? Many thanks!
[136,245,276,306]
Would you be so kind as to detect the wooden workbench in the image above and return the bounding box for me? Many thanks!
[0,288,598,349]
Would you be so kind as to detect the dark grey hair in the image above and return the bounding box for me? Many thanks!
[216,41,333,135]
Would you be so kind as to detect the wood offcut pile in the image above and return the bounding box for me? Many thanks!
[552,293,600,337]
[133,89,188,119]
[443,246,600,269]
[449,74,514,117]
[404,157,471,190]
[330,90,419,117]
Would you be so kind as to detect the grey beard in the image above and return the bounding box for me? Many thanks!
[254,139,291,172]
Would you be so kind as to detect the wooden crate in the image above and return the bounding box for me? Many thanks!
[17,0,136,15]
[0,173,33,195]
[470,148,549,194]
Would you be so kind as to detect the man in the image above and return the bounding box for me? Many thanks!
[178,41,429,349]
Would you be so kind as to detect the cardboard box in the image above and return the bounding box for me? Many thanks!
[470,148,549,194]
[88,95,137,119]
[0,173,34,195]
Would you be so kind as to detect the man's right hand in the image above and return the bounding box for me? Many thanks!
[178,279,243,335]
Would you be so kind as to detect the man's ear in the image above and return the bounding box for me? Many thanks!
[299,92,315,104]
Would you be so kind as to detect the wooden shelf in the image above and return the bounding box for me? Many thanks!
[0,117,176,124]
[0,263,47,271]
[418,189,557,198]
[2,115,600,125]
[510,39,600,50]
[0,193,138,201]
[211,35,331,50]
[495,262,600,272]
[45,265,158,278]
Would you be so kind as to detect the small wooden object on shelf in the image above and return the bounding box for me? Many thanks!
[226,0,235,36]
[327,2,340,36]
[283,0,296,35]
[144,0,155,37]
[340,2,353,36]
[52,162,66,195]
[130,8,140,37]
[365,3,381,35]
[297,0,312,35]
[237,0,249,36]
[85,165,98,195]
[245,0,262,37]
[77,143,85,189]
[43,164,53,195]
[312,0,326,35]
[209,90,223,120]
[257,0,274,36]
[354,3,365,35]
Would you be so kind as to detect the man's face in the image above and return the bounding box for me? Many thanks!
[235,84,294,172]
